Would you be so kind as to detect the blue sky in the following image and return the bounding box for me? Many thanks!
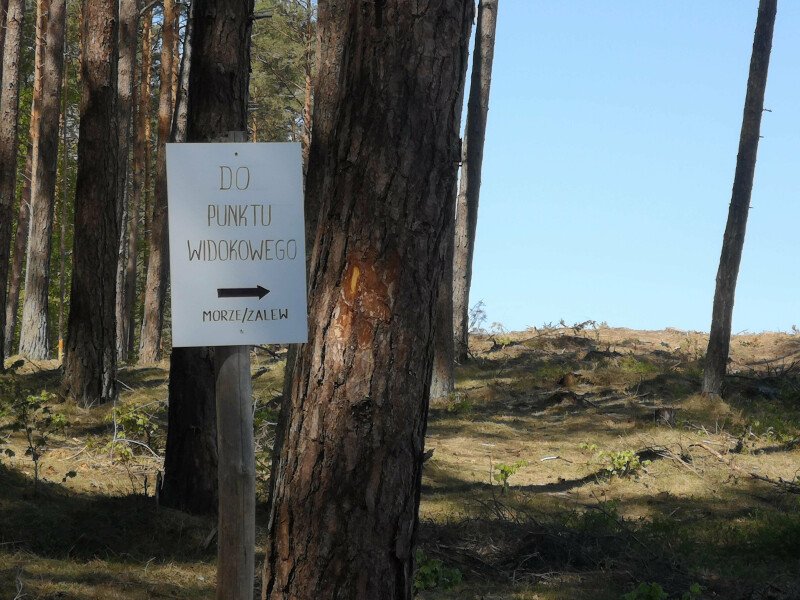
[470,1,800,333]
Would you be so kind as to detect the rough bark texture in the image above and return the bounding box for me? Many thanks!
[702,0,776,396]
[19,0,67,359]
[161,346,218,513]
[125,7,152,358]
[161,0,254,515]
[4,142,31,355]
[138,0,177,363]
[7,0,48,356]
[62,0,119,405]
[0,0,24,371]
[0,0,8,87]
[114,0,140,361]
[453,0,498,363]
[262,2,473,599]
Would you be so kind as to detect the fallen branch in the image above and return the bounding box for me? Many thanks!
[691,442,800,494]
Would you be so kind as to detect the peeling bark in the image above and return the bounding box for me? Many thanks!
[262,2,474,598]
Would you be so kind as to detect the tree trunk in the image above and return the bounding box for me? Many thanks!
[4,142,31,356]
[0,0,25,371]
[0,0,8,88]
[19,0,67,360]
[114,0,140,362]
[61,0,119,406]
[262,2,473,598]
[56,25,68,362]
[161,346,218,513]
[702,0,776,396]
[138,0,177,363]
[453,0,499,364]
[7,0,48,357]
[126,6,153,358]
[161,0,223,514]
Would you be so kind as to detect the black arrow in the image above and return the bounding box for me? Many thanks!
[217,285,270,300]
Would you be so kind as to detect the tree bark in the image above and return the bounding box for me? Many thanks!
[262,2,473,598]
[138,0,177,363]
[0,0,25,371]
[702,0,776,396]
[19,0,67,360]
[0,0,8,88]
[6,0,48,357]
[114,0,140,362]
[161,346,218,513]
[453,0,499,364]
[4,142,31,356]
[159,0,225,516]
[125,6,153,358]
[61,0,119,405]
[56,25,68,361]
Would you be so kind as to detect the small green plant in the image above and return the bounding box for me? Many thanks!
[579,441,599,453]
[493,460,528,492]
[603,450,648,478]
[107,403,159,450]
[413,549,462,593]
[444,392,473,415]
[681,583,702,600]
[10,390,68,494]
[621,582,667,600]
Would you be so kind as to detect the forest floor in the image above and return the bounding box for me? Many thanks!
[1,326,800,599]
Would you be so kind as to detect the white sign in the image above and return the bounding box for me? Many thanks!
[166,142,308,347]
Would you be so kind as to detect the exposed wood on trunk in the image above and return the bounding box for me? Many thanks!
[4,141,31,355]
[262,2,474,598]
[453,0,499,364]
[138,0,177,363]
[114,0,141,362]
[62,0,119,405]
[703,0,776,396]
[0,0,25,371]
[19,0,68,359]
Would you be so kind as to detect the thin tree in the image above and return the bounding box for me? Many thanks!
[0,0,25,371]
[124,5,153,357]
[56,18,69,361]
[4,141,31,355]
[19,0,67,359]
[429,8,474,400]
[114,0,140,362]
[453,0,499,363]
[61,0,119,405]
[703,0,777,396]
[4,0,46,355]
[138,0,177,363]
[262,1,473,598]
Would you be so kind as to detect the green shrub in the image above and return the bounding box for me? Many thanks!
[413,549,462,593]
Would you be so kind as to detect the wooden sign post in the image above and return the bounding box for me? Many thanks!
[165,133,307,599]
[214,130,254,600]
